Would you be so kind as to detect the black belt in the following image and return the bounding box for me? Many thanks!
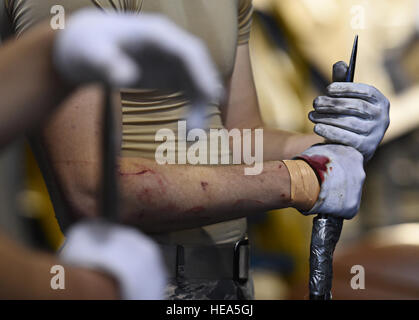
[160,238,250,282]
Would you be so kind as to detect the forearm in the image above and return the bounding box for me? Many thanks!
[61,155,292,233]
[261,128,324,161]
[0,233,118,299]
[224,124,324,161]
[117,157,292,232]
[0,23,72,148]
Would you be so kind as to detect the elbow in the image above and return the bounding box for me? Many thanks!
[57,164,101,222]
[65,186,99,221]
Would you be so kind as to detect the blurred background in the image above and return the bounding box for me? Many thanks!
[247,0,419,299]
[1,0,419,299]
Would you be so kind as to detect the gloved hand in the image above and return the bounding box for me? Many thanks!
[59,220,166,300]
[309,61,390,161]
[53,9,222,105]
[297,144,365,219]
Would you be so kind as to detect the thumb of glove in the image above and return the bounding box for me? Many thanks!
[332,61,349,82]
[104,50,141,87]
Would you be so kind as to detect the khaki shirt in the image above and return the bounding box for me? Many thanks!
[6,0,254,245]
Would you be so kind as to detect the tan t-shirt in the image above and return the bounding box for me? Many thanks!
[6,0,254,245]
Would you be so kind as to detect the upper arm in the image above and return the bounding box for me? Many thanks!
[223,44,262,130]
[38,85,122,218]
[223,0,262,130]
[5,0,122,220]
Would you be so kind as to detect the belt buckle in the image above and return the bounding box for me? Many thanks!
[233,238,249,284]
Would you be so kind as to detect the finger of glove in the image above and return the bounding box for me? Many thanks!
[61,220,166,300]
[332,61,349,82]
[186,102,207,130]
[314,123,364,152]
[309,112,373,135]
[302,144,365,219]
[88,44,141,87]
[131,18,222,102]
[166,36,222,103]
[327,82,386,104]
[313,96,379,119]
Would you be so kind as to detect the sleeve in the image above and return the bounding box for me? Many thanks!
[4,0,11,13]
[90,0,142,13]
[1,0,15,40]
[4,0,33,36]
[237,0,254,45]
[4,0,14,18]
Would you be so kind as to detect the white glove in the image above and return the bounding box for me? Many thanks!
[309,61,390,161]
[297,144,365,219]
[59,220,166,300]
[53,9,222,106]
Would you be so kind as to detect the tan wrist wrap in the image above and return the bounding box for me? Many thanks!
[283,160,320,212]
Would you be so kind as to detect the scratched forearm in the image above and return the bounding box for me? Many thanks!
[117,157,292,233]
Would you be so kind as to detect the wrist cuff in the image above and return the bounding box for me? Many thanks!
[283,160,320,212]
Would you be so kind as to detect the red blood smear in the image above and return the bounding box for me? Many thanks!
[118,169,154,176]
[201,181,209,191]
[136,188,156,207]
[119,167,167,193]
[299,155,330,183]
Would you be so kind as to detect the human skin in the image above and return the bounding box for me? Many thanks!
[39,43,322,233]
[0,22,72,148]
[0,22,120,299]
[223,45,324,160]
[0,232,118,299]
[0,24,315,297]
[0,14,307,298]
